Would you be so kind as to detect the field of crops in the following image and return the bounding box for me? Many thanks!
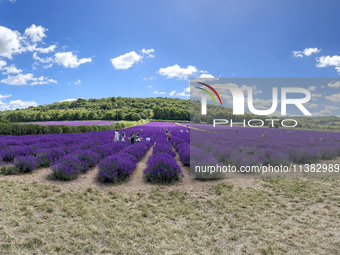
[190,124,340,175]
[1,122,340,181]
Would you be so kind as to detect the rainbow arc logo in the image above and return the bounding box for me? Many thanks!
[197,82,223,106]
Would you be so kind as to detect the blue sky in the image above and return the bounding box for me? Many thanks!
[0,0,340,116]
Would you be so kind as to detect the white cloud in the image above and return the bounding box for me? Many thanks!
[305,103,318,109]
[170,90,176,96]
[0,60,7,69]
[0,94,12,99]
[158,64,197,79]
[148,54,155,58]
[153,90,166,95]
[24,24,47,43]
[148,85,152,88]
[0,60,22,75]
[0,96,37,110]
[316,55,340,74]
[308,85,317,91]
[328,81,340,88]
[141,48,155,55]
[55,52,92,68]
[199,73,214,78]
[312,93,322,97]
[43,63,53,69]
[59,98,78,102]
[325,93,340,102]
[0,26,21,59]
[325,105,339,111]
[74,79,81,85]
[33,52,54,63]
[320,109,333,115]
[0,25,56,60]
[176,87,190,97]
[110,51,142,70]
[153,91,166,95]
[293,47,321,58]
[1,73,57,86]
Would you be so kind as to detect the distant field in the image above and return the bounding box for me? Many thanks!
[20,121,120,126]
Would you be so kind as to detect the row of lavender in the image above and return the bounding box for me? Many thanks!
[190,124,340,167]
[0,124,159,179]
[143,127,184,183]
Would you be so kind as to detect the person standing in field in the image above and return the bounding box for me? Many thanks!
[165,129,168,135]
[167,131,171,142]
[121,132,126,142]
[114,130,120,142]
[146,135,150,141]
[112,131,115,142]
[129,131,136,144]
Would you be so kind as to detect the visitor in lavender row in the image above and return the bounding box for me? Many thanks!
[180,129,183,132]
[136,133,143,142]
[129,131,136,144]
[121,132,126,142]
[114,130,120,142]
[140,128,143,132]
[146,135,150,141]
[167,131,172,142]
[165,129,168,135]
[112,132,115,142]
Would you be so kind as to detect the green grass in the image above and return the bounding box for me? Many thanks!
[0,178,339,254]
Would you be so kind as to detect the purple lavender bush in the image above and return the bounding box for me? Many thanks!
[143,153,183,183]
[51,155,87,181]
[97,153,138,182]
[123,142,149,160]
[72,150,100,173]
[178,143,190,166]
[13,155,38,173]
[35,148,66,167]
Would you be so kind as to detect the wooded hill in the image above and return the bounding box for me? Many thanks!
[0,97,191,122]
[0,96,338,131]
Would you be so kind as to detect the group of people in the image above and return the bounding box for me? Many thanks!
[112,129,150,144]
[165,129,171,142]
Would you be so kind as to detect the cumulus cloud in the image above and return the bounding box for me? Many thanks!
[325,93,340,102]
[312,93,322,97]
[293,47,321,58]
[74,79,81,85]
[325,105,339,111]
[159,65,197,79]
[24,24,47,43]
[0,60,22,75]
[0,25,57,59]
[199,73,214,78]
[170,90,176,96]
[59,98,78,102]
[308,85,317,91]
[141,48,155,56]
[148,85,152,88]
[1,73,57,86]
[316,55,340,74]
[110,51,142,70]
[328,81,340,88]
[320,109,333,115]
[0,94,12,99]
[176,87,190,97]
[0,26,21,59]
[33,52,54,63]
[305,103,319,109]
[153,91,166,95]
[55,52,92,68]
[0,94,37,110]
